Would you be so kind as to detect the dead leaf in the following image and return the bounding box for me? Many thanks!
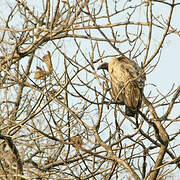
[70,136,83,149]
[43,51,53,74]
[34,66,48,80]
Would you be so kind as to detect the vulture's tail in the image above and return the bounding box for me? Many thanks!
[125,106,136,117]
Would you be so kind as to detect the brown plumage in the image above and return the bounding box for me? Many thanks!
[98,56,146,117]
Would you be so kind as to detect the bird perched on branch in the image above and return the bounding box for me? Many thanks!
[97,56,146,117]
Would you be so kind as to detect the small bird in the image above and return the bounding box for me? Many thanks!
[97,56,146,117]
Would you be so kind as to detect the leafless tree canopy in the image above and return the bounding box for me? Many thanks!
[0,0,179,179]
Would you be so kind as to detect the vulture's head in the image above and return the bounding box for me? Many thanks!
[97,62,108,71]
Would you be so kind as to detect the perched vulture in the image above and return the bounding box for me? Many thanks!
[98,56,146,117]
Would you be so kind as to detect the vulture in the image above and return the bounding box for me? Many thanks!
[97,56,146,117]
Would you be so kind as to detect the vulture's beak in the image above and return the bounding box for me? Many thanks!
[97,62,108,71]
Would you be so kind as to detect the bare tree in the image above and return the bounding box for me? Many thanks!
[0,0,179,179]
